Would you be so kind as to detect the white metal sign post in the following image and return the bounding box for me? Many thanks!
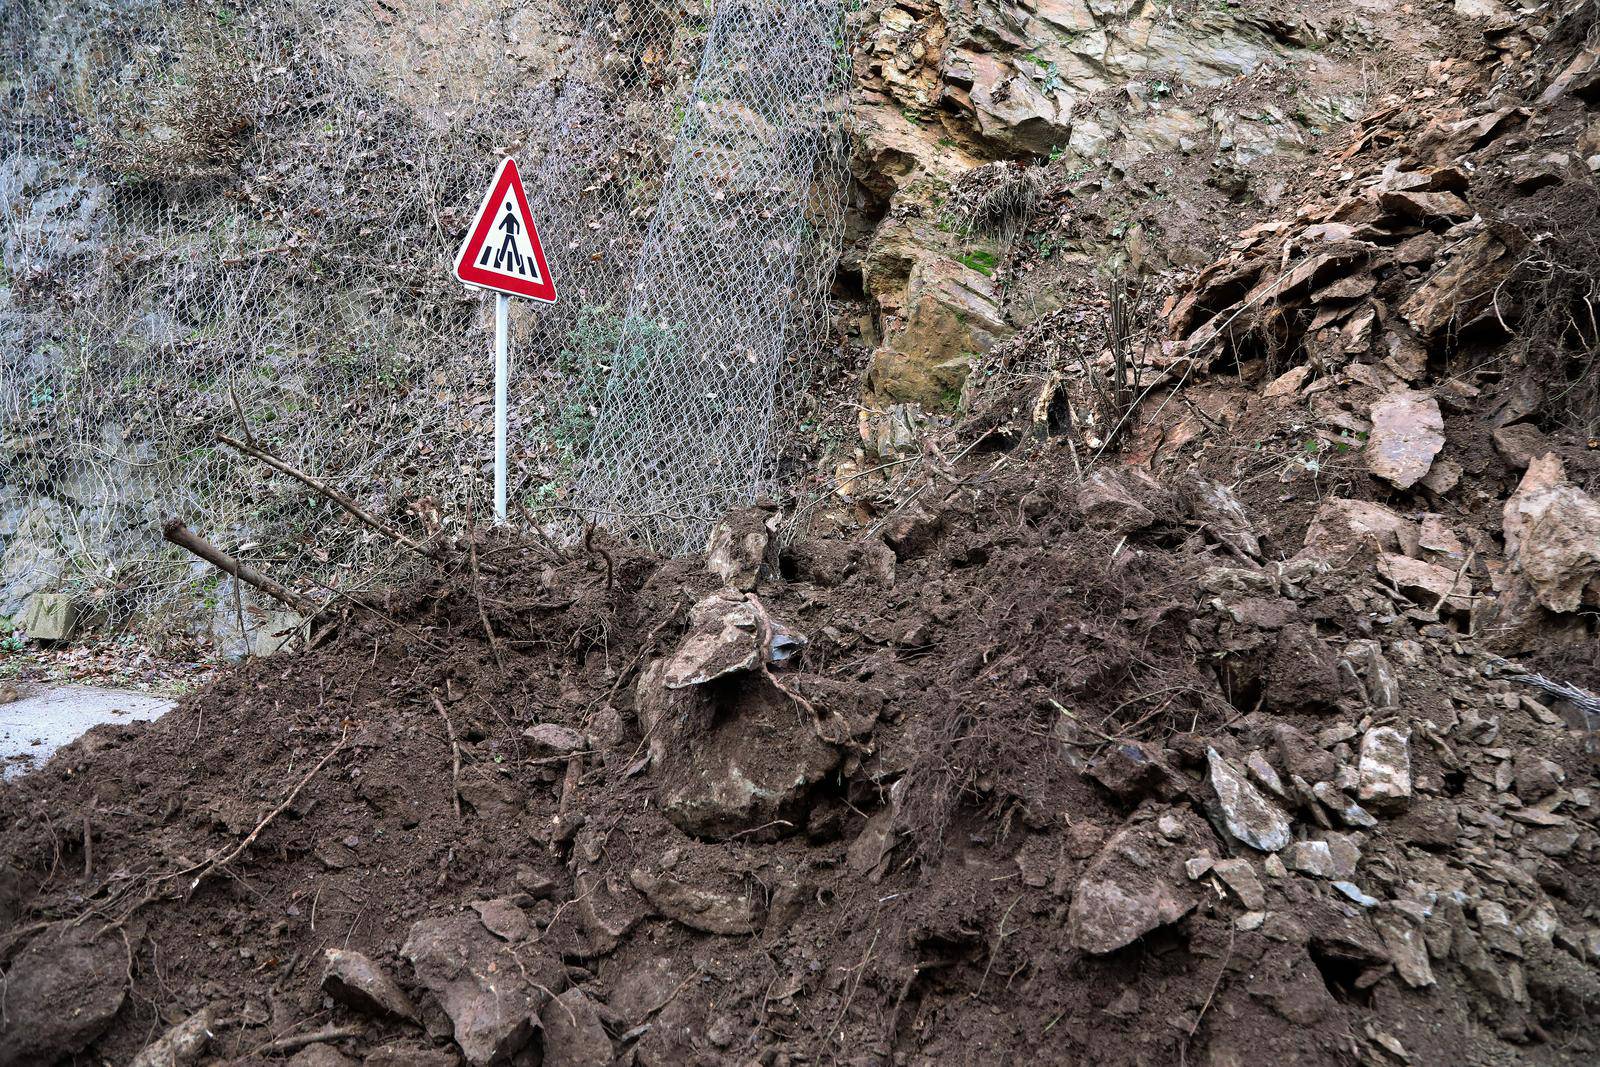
[494,292,510,521]
[451,157,558,523]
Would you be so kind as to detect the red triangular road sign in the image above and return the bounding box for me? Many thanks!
[454,157,557,303]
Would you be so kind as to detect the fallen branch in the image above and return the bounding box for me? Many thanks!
[584,523,615,590]
[251,1024,365,1057]
[429,693,463,819]
[218,432,461,569]
[162,520,315,615]
[466,500,506,674]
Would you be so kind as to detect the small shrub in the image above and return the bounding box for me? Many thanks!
[97,13,261,183]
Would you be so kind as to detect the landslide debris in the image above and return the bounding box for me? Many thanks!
[3,5,1600,1067]
[2,426,1598,1065]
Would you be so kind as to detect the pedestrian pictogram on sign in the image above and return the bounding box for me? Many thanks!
[454,157,557,303]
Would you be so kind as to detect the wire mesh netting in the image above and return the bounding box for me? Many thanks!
[0,0,849,643]
[575,0,850,554]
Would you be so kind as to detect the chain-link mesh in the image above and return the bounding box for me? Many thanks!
[0,0,848,643]
[577,0,851,554]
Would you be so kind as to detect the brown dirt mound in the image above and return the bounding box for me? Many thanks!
[3,447,1599,1066]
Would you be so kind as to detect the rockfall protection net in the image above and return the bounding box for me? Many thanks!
[576,0,850,554]
[0,0,848,641]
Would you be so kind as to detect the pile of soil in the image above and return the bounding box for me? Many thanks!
[2,434,1598,1065]
[5,4,1600,1066]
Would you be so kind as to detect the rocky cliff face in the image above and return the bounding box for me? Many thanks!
[836,0,1477,491]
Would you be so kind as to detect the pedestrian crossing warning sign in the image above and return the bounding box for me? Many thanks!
[453,157,557,303]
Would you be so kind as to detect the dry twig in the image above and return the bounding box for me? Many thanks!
[429,693,464,819]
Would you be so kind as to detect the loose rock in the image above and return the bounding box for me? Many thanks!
[538,988,613,1066]
[1069,811,1205,954]
[129,1008,216,1067]
[629,865,762,935]
[1208,748,1292,852]
[1366,390,1445,489]
[1357,727,1412,809]
[1502,453,1600,613]
[401,913,565,1066]
[0,926,130,1066]
[322,949,418,1022]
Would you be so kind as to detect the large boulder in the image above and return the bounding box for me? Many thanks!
[0,926,130,1067]
[952,49,1074,157]
[634,591,875,838]
[865,253,1012,410]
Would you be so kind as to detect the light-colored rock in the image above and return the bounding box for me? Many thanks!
[634,593,856,839]
[322,949,417,1021]
[1244,750,1289,800]
[1332,881,1379,907]
[401,913,565,1066]
[360,1046,456,1067]
[1377,553,1472,613]
[571,846,647,957]
[288,1046,358,1067]
[659,590,765,689]
[1455,0,1511,20]
[1212,858,1266,910]
[1502,453,1600,613]
[629,866,762,936]
[1378,189,1473,222]
[1366,390,1445,489]
[248,609,304,656]
[706,506,776,591]
[1263,364,1311,398]
[1303,499,1418,556]
[1420,457,1463,495]
[1491,422,1552,470]
[1286,840,1338,879]
[866,253,1011,409]
[1357,727,1411,809]
[1069,812,1204,954]
[1344,639,1400,708]
[1207,748,1291,852]
[847,777,908,882]
[1417,514,1466,560]
[1374,910,1435,988]
[960,49,1074,156]
[1312,780,1379,828]
[20,591,77,642]
[521,723,586,755]
[129,1009,216,1067]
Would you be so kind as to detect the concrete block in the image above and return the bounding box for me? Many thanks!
[249,610,304,657]
[21,592,77,642]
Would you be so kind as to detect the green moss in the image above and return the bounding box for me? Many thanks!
[958,249,999,276]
